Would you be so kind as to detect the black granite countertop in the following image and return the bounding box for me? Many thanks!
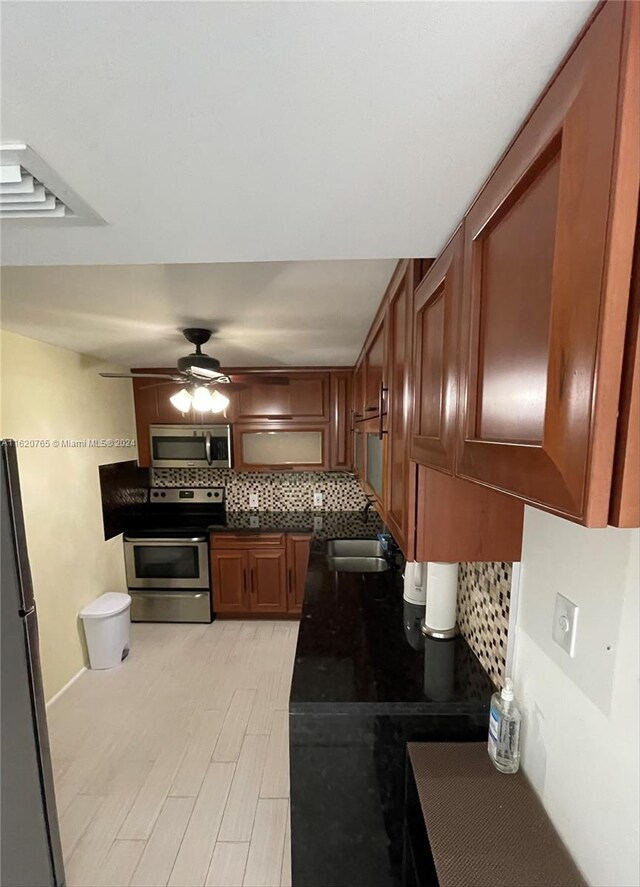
[290,536,494,716]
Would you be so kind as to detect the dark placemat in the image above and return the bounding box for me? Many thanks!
[408,742,585,887]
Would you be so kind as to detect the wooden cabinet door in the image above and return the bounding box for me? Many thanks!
[384,261,416,556]
[364,318,386,416]
[410,229,463,474]
[286,534,312,614]
[352,360,365,423]
[330,372,352,470]
[211,550,248,614]
[234,424,328,470]
[248,549,287,613]
[232,372,330,422]
[457,2,638,525]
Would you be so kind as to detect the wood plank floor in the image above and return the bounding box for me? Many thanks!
[47,620,298,887]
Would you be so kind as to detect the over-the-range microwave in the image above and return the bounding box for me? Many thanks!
[149,425,232,468]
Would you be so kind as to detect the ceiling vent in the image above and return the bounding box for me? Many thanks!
[0,144,104,225]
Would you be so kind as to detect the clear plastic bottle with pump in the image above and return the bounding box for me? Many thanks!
[487,677,522,774]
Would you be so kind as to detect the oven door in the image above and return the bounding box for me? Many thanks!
[124,537,209,589]
[149,425,231,468]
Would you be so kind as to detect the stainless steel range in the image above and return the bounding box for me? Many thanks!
[124,487,225,623]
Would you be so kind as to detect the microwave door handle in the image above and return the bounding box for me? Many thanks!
[205,431,212,465]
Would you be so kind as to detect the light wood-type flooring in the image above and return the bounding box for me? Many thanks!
[47,620,298,887]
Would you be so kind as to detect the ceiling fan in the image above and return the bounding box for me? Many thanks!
[100,327,287,413]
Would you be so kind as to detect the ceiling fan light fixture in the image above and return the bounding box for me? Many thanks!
[169,388,193,412]
[209,390,230,413]
[192,386,215,412]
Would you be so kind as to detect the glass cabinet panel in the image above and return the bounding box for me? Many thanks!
[241,430,324,466]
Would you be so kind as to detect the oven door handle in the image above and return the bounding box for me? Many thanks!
[205,431,213,465]
[124,537,207,544]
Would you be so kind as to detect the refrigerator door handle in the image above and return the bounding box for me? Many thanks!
[19,605,36,618]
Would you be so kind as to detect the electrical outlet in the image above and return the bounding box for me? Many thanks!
[313,516,323,531]
[313,491,323,507]
[249,515,260,528]
[552,593,579,657]
[249,493,259,509]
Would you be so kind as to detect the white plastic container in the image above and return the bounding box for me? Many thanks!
[80,592,131,669]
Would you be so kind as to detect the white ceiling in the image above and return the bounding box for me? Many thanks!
[1,0,595,268]
[0,260,397,366]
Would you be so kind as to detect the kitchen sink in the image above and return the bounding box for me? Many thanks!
[326,540,389,573]
[327,556,390,573]
[326,539,385,558]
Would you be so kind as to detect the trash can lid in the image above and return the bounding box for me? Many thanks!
[80,592,131,619]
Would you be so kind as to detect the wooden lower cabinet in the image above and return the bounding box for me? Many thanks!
[286,534,312,614]
[248,549,287,613]
[211,533,311,617]
[210,550,248,614]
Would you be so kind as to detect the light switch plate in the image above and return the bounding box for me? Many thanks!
[249,493,259,508]
[313,491,323,507]
[552,593,579,657]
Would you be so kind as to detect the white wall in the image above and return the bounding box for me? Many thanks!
[0,329,136,701]
[513,506,639,887]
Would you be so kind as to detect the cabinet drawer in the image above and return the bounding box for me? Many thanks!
[211,533,285,549]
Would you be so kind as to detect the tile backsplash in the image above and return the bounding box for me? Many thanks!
[151,468,369,511]
[457,562,512,688]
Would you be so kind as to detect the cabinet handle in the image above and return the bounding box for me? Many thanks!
[378,384,389,440]
[288,567,293,598]
[251,569,255,595]
[243,569,249,600]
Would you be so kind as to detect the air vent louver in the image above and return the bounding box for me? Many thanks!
[0,144,104,224]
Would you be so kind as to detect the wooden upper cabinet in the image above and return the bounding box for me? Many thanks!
[457,2,639,526]
[364,317,386,416]
[248,548,287,613]
[352,360,365,423]
[330,371,352,470]
[384,261,416,557]
[232,372,330,423]
[410,229,463,474]
[610,213,640,528]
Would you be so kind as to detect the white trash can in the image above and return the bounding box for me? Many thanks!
[80,592,131,669]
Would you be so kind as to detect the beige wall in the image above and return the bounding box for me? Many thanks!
[514,506,640,887]
[0,329,137,701]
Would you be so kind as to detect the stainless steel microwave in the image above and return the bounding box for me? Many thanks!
[149,425,232,468]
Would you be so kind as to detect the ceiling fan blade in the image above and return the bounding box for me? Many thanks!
[230,374,290,386]
[100,371,184,380]
[211,382,248,392]
[139,380,187,391]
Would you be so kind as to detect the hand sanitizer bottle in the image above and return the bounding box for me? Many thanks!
[488,677,521,774]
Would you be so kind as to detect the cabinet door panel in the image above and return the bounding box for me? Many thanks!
[330,372,352,470]
[235,425,328,470]
[457,2,638,525]
[385,261,415,556]
[233,373,329,422]
[249,549,287,613]
[364,320,385,415]
[286,534,311,614]
[411,229,462,473]
[211,550,248,614]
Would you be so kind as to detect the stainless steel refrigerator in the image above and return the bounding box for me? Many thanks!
[1,440,65,886]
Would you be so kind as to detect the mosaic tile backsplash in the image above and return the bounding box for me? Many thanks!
[151,468,369,511]
[457,562,512,688]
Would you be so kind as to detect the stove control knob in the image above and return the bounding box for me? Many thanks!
[207,492,212,497]
[160,491,166,497]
